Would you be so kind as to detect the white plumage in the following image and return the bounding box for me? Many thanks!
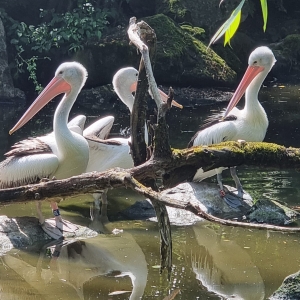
[188,46,276,206]
[0,62,90,238]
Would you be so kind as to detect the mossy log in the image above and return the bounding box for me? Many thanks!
[0,141,298,202]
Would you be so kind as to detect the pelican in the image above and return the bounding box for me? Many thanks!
[85,66,182,173]
[84,67,182,208]
[0,62,90,238]
[188,46,276,207]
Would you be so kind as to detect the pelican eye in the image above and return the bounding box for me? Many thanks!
[253,60,258,64]
[135,73,138,77]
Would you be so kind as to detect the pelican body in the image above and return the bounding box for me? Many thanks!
[1,62,89,187]
[0,62,90,238]
[188,46,276,206]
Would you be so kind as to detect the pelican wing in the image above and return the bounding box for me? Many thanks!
[188,115,238,147]
[67,115,86,135]
[0,153,59,188]
[84,116,115,140]
[5,138,53,157]
[85,137,133,173]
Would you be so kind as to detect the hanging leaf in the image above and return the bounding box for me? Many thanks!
[208,0,245,47]
[260,0,268,31]
[224,9,241,46]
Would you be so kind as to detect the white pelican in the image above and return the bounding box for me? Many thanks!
[84,66,182,173]
[0,62,90,238]
[188,46,276,207]
[84,67,182,208]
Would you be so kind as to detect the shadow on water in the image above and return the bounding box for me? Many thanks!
[1,84,300,299]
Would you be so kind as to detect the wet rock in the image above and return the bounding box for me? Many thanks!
[270,270,300,300]
[119,182,298,226]
[248,199,299,226]
[120,182,253,226]
[0,215,97,255]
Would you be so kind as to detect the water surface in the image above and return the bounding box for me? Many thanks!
[0,84,300,299]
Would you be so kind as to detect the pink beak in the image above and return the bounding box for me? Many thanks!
[130,82,183,109]
[223,65,264,118]
[9,77,71,135]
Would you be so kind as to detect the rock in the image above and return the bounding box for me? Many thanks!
[119,182,298,227]
[0,18,25,101]
[120,182,254,226]
[270,270,300,300]
[0,17,26,155]
[0,215,98,256]
[145,14,236,87]
[77,82,233,113]
[74,14,236,88]
[270,34,300,80]
[248,199,299,226]
[154,0,251,35]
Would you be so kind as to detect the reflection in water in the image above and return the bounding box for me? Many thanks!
[1,231,147,300]
[191,223,265,300]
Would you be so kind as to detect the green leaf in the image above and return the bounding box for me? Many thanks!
[224,9,241,46]
[260,0,268,32]
[208,0,245,47]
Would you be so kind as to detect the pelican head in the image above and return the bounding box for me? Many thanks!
[112,67,139,113]
[248,46,276,70]
[223,46,276,118]
[55,62,88,92]
[10,62,88,135]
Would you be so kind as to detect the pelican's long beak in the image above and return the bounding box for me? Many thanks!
[130,82,183,109]
[9,77,71,135]
[223,65,264,119]
[158,89,183,109]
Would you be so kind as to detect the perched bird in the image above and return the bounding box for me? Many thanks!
[0,62,90,238]
[188,46,276,207]
[84,67,182,207]
[85,66,182,174]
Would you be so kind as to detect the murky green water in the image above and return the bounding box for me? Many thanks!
[1,84,300,299]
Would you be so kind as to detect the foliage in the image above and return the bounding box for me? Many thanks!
[209,0,268,47]
[0,0,109,91]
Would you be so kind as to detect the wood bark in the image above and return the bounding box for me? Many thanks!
[128,17,172,276]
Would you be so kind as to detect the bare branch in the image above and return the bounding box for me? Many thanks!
[128,17,164,117]
[1,164,300,233]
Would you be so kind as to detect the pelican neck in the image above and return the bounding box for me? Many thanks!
[244,66,269,112]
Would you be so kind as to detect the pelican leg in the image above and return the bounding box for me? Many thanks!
[37,201,78,239]
[230,167,244,197]
[50,201,78,232]
[36,201,64,239]
[217,172,225,195]
[217,172,242,208]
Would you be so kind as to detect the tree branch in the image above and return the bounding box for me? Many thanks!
[128,17,173,276]
[1,162,300,233]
